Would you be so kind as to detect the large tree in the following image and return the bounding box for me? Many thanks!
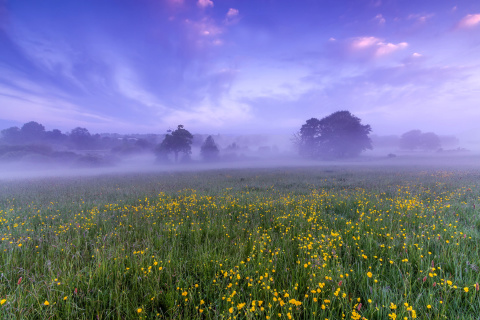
[69,127,92,149]
[399,130,441,151]
[297,111,372,159]
[21,121,45,142]
[399,130,422,150]
[200,135,220,161]
[1,121,47,144]
[1,126,21,144]
[45,129,67,145]
[156,125,193,162]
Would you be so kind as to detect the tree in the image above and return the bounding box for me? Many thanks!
[1,126,21,144]
[419,132,441,151]
[399,130,441,151]
[69,127,92,149]
[45,129,67,144]
[200,135,219,161]
[297,118,321,158]
[156,125,193,162]
[296,111,372,159]
[399,130,422,150]
[20,121,46,142]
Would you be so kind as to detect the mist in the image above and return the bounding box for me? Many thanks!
[1,130,479,182]
[2,0,480,179]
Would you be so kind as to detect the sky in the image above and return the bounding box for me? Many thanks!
[0,0,479,137]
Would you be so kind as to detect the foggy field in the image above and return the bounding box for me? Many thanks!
[1,166,480,319]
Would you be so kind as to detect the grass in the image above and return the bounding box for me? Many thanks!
[0,166,479,319]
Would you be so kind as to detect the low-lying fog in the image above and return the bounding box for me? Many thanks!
[2,149,480,181]
[1,129,480,181]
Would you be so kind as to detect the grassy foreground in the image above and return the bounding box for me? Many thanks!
[1,167,480,319]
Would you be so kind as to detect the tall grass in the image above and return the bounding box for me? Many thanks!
[1,167,479,319]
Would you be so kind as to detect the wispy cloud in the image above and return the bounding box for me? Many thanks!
[349,36,408,58]
[407,13,434,24]
[374,14,386,26]
[456,13,480,29]
[227,8,239,18]
[325,36,408,63]
[293,60,477,133]
[197,0,214,9]
[0,84,119,132]
[225,8,240,25]
[1,0,479,135]
[163,97,251,132]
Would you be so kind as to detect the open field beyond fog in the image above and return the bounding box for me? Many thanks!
[1,166,480,319]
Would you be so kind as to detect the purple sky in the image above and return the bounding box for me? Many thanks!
[0,0,479,136]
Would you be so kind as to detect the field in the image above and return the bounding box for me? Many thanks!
[1,166,480,319]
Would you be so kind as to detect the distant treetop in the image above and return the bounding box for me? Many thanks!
[296,111,372,159]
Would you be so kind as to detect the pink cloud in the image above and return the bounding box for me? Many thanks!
[401,52,425,65]
[350,36,408,57]
[457,13,480,29]
[407,13,434,23]
[227,8,239,18]
[185,18,222,37]
[182,17,224,51]
[374,14,386,26]
[375,42,407,56]
[225,8,240,25]
[197,0,213,8]
[351,36,379,49]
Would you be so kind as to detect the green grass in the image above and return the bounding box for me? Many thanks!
[1,166,480,319]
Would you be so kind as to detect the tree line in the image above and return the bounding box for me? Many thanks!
[1,112,454,166]
[154,125,219,163]
[294,111,456,159]
[0,121,221,165]
[1,122,137,150]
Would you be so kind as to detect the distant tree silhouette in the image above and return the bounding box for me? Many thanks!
[419,132,441,150]
[399,130,441,151]
[296,111,372,159]
[45,129,67,145]
[135,138,151,149]
[155,125,193,162]
[226,142,239,151]
[399,130,422,150]
[69,127,92,149]
[200,135,220,161]
[1,126,21,144]
[20,121,45,142]
[296,118,321,158]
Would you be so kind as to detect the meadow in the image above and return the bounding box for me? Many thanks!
[0,166,479,319]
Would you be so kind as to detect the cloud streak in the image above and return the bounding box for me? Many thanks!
[326,36,409,62]
[0,0,479,137]
[197,0,214,9]
[350,37,408,57]
[457,13,480,29]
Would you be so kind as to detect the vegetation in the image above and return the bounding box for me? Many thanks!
[155,125,194,163]
[1,166,479,319]
[0,121,157,166]
[296,111,372,159]
[399,130,441,151]
[1,119,463,168]
[200,136,220,162]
